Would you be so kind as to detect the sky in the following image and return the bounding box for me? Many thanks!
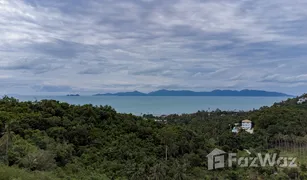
[0,0,307,95]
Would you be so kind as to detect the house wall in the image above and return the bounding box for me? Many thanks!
[242,122,252,129]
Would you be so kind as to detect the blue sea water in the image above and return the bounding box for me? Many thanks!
[12,95,288,115]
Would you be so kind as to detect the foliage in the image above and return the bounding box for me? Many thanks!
[0,95,306,179]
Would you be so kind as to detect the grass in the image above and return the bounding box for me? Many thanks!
[279,150,307,166]
[0,164,59,180]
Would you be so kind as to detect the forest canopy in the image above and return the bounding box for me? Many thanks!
[0,95,306,179]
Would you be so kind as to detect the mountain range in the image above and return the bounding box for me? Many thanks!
[93,89,292,97]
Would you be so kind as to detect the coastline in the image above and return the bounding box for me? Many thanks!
[10,95,287,116]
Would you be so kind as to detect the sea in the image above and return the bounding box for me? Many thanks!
[12,95,288,116]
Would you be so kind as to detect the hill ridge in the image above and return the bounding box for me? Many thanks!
[93,89,292,97]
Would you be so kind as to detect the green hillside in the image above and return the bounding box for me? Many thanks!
[0,95,306,179]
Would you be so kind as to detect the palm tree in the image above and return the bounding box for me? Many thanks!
[172,160,189,180]
[297,136,304,157]
[0,119,16,165]
[284,135,290,151]
[131,165,147,180]
[150,162,167,180]
[276,133,283,149]
[302,135,307,156]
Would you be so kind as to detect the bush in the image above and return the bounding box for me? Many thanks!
[19,150,56,171]
[0,164,58,180]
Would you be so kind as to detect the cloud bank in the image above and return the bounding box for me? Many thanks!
[0,0,307,95]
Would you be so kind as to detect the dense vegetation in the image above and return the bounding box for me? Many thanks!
[0,94,306,179]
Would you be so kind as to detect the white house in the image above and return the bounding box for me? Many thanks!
[298,97,307,104]
[241,119,254,134]
[231,120,254,134]
[241,119,252,130]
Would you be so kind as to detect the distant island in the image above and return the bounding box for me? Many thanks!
[93,89,292,97]
[66,94,80,96]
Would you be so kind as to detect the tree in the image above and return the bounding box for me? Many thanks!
[149,161,167,180]
[0,118,17,165]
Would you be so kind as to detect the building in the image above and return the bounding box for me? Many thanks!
[241,119,253,134]
[230,120,254,134]
[245,128,254,134]
[231,127,239,133]
[298,97,307,104]
[241,119,252,130]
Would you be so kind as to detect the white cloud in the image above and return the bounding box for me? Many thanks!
[0,0,306,95]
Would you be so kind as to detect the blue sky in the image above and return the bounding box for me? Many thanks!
[0,0,307,95]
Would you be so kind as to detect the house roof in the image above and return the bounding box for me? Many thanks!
[242,119,252,123]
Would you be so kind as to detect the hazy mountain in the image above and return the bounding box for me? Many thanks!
[66,94,80,96]
[94,91,146,96]
[93,89,292,97]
